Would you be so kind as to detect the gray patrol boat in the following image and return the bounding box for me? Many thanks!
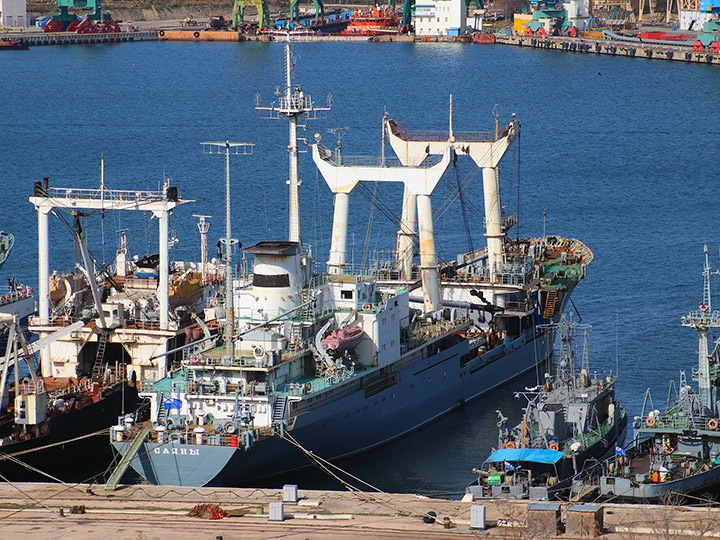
[466,317,627,501]
[573,246,720,502]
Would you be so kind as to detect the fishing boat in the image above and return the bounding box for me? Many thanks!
[28,176,223,386]
[465,317,627,500]
[108,39,593,488]
[0,317,142,482]
[571,247,720,502]
[14,172,221,482]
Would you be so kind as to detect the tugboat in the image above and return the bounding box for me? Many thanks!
[465,316,627,500]
[0,38,30,50]
[574,246,720,502]
[108,39,594,488]
[340,6,401,36]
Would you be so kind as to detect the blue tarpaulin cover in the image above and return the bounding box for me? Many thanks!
[484,448,564,465]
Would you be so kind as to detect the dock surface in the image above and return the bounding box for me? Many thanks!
[2,482,720,538]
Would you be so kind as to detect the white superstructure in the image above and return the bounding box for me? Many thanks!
[413,0,464,36]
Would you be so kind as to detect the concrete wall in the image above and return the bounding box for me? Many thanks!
[0,0,27,27]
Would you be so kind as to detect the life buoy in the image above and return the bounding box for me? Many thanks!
[28,288,33,295]
[700,303,709,312]
[361,303,371,312]
[189,354,199,364]
[665,445,675,454]
[159,30,165,37]
[304,382,311,394]
[708,419,718,430]
[193,31,200,38]
[646,416,656,428]
[549,441,559,451]
[209,297,219,307]
[505,442,516,449]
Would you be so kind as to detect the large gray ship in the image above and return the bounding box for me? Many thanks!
[108,40,593,488]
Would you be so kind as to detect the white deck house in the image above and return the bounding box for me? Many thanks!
[414,0,464,36]
[0,0,27,27]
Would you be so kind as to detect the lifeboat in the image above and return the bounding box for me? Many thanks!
[321,325,364,355]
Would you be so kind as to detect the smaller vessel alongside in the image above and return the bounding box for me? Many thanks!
[466,317,627,500]
[0,318,142,482]
[574,247,720,502]
[0,232,13,269]
[0,232,36,344]
[0,39,30,51]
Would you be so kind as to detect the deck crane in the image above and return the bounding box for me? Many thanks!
[290,0,325,22]
[693,4,720,52]
[523,0,577,37]
[230,0,270,30]
[41,0,120,33]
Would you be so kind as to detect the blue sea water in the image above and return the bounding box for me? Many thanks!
[2,41,720,494]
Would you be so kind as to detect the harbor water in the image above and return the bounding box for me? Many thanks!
[2,41,720,495]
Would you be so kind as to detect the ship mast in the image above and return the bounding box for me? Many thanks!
[256,39,331,244]
[202,142,254,358]
[681,244,720,415]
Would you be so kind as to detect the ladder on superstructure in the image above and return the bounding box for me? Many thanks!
[92,331,110,380]
[299,288,313,319]
[544,290,559,320]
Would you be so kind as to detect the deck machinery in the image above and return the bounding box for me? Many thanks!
[524,0,577,36]
[230,0,270,30]
[693,3,720,51]
[41,0,119,33]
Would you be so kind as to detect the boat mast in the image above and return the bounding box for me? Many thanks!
[681,244,720,415]
[256,38,331,244]
[202,142,254,358]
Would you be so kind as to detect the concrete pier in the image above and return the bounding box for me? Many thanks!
[494,34,720,65]
[13,31,157,46]
[2,482,720,538]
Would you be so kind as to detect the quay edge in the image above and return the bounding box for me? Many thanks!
[493,33,720,65]
[2,482,720,539]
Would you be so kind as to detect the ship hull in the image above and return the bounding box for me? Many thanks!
[599,464,720,502]
[0,383,140,482]
[116,326,556,486]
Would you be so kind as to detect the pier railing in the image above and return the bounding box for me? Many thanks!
[316,143,443,168]
[636,413,720,433]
